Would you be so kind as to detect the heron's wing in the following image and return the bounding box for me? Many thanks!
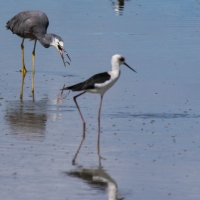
[6,10,49,39]
[66,72,111,91]
[6,11,29,37]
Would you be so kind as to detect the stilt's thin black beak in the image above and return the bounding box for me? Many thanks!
[124,62,137,73]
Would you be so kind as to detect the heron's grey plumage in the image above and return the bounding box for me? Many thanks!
[6,10,62,48]
[6,10,70,67]
[6,11,48,39]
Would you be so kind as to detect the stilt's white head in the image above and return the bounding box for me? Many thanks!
[111,54,137,72]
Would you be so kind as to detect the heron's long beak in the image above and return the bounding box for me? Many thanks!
[124,62,137,73]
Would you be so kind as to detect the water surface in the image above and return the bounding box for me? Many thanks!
[0,0,200,200]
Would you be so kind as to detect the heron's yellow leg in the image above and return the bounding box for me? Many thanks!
[20,39,27,73]
[31,40,37,95]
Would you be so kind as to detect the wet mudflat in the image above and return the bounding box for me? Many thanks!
[1,0,200,199]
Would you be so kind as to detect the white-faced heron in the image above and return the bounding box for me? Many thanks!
[6,10,71,74]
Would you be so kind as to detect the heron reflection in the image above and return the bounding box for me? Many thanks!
[4,100,48,141]
[19,70,35,100]
[66,166,124,200]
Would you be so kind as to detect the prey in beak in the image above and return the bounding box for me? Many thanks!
[58,44,71,66]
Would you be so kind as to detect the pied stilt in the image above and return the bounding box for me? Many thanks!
[62,54,137,163]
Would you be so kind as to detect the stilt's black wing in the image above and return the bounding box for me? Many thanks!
[64,72,111,91]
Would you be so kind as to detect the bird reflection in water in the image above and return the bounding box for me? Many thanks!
[20,71,26,100]
[72,122,102,166]
[111,0,130,16]
[65,166,124,200]
[4,100,48,141]
[19,69,35,100]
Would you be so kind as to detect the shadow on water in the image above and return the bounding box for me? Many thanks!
[4,100,48,141]
[64,166,124,200]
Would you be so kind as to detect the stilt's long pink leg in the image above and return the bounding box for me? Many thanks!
[73,91,86,124]
[72,91,86,164]
[97,95,103,165]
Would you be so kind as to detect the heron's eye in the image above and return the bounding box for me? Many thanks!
[58,44,62,51]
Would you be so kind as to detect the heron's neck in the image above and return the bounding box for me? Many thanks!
[38,34,53,48]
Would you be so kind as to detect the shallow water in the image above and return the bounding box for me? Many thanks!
[1,0,200,200]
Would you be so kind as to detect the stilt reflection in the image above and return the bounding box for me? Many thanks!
[72,122,102,166]
[72,123,86,165]
[66,166,124,200]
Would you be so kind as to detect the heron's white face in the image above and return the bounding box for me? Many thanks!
[53,38,64,53]
[58,40,64,48]
[51,36,71,66]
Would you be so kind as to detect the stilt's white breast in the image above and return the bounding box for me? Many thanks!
[90,70,120,95]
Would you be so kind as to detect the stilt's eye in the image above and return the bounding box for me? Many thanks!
[119,57,125,62]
